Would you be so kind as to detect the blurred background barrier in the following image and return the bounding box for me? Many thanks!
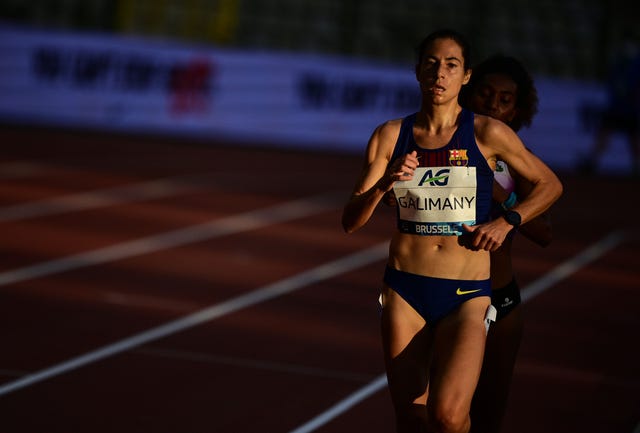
[0,0,638,172]
[0,24,422,151]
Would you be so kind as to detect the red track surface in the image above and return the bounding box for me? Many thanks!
[0,125,638,432]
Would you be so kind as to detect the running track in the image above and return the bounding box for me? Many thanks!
[0,125,638,433]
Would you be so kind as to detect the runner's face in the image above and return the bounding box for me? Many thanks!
[469,72,518,125]
[416,38,470,105]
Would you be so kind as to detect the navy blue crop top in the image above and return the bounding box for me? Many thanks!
[390,109,493,236]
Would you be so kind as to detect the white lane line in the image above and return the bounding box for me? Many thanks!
[0,191,343,288]
[289,375,389,433]
[287,230,628,433]
[0,242,389,397]
[0,175,200,222]
[521,229,627,302]
[288,377,389,433]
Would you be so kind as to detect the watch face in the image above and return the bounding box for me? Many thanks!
[505,210,521,227]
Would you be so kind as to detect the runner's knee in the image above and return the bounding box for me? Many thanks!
[428,401,470,433]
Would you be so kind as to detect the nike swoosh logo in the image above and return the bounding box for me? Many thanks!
[456,288,482,296]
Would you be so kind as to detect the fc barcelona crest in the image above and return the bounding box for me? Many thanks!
[449,149,469,166]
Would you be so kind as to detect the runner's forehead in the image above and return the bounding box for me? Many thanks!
[421,38,465,63]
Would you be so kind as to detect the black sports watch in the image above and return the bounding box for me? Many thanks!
[502,209,521,228]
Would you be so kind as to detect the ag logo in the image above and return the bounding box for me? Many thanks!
[418,169,450,186]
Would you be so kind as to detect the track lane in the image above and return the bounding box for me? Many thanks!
[1,125,638,432]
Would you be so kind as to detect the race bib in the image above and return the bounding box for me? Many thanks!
[393,166,477,236]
